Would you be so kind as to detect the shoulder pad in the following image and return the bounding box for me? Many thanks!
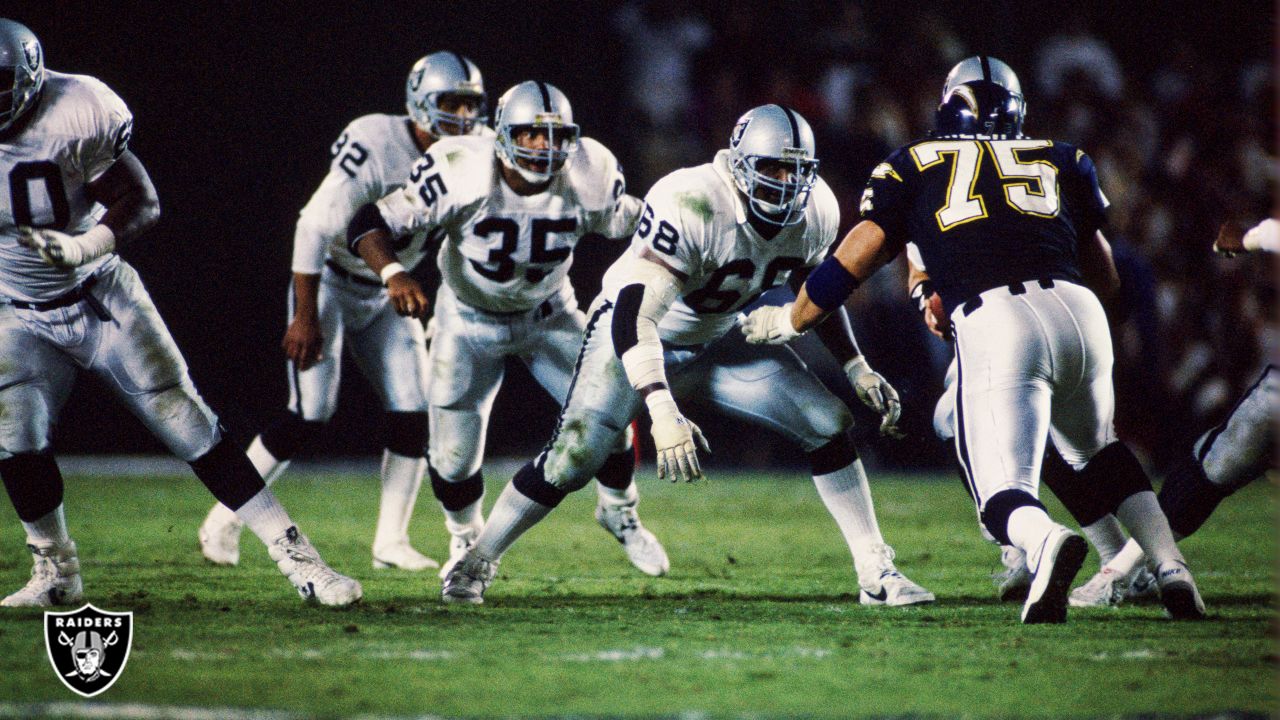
[564,137,623,211]
[45,72,131,138]
[431,134,496,198]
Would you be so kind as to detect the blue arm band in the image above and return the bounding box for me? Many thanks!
[804,255,860,311]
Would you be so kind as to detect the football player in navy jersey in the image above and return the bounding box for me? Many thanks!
[742,56,1204,623]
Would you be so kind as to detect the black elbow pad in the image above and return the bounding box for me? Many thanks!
[347,203,392,254]
[612,284,645,358]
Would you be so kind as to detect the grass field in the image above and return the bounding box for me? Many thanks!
[0,466,1274,719]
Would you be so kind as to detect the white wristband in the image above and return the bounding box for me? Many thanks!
[643,388,679,419]
[842,355,871,377]
[74,224,116,265]
[379,262,406,285]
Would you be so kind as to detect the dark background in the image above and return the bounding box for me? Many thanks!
[12,1,1274,469]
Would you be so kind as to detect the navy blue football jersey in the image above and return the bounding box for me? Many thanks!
[859,137,1109,313]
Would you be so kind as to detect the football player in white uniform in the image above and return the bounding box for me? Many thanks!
[436,105,934,606]
[198,52,490,572]
[0,19,360,607]
[348,81,669,579]
[746,57,1202,623]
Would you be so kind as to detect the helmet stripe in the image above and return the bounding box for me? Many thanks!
[448,51,470,82]
[979,55,992,83]
[778,105,800,148]
[535,81,552,112]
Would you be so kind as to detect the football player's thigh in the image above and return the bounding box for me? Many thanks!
[1045,290,1117,468]
[287,280,346,421]
[427,311,505,479]
[348,302,429,413]
[952,306,1052,501]
[1197,366,1277,488]
[541,319,640,490]
[523,308,586,403]
[683,335,852,452]
[90,263,219,460]
[0,306,75,456]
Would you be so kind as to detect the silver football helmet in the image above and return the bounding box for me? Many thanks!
[0,19,44,134]
[405,51,486,137]
[493,81,580,184]
[728,105,819,227]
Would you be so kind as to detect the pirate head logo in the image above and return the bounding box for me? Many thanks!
[22,39,40,72]
[44,604,133,697]
[730,119,749,149]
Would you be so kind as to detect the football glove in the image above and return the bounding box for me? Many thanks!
[646,391,710,482]
[844,356,904,438]
[739,302,800,345]
[17,225,115,268]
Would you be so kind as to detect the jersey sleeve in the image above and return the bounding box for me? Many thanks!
[71,80,134,183]
[857,150,911,241]
[629,175,701,278]
[1063,146,1110,238]
[577,141,640,238]
[291,125,386,273]
[807,178,841,265]
[375,144,453,240]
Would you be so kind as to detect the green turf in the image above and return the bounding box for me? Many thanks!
[0,469,1274,718]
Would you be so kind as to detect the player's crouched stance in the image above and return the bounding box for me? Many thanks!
[0,20,358,607]
[442,106,933,607]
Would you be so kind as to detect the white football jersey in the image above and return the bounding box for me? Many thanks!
[0,71,133,303]
[376,135,639,313]
[602,149,839,345]
[293,114,495,281]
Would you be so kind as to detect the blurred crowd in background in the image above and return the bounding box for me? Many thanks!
[607,0,1275,470]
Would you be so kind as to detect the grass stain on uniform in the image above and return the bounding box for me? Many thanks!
[676,192,714,222]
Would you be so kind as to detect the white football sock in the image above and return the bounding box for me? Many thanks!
[247,436,291,486]
[813,459,885,561]
[1006,505,1058,570]
[1114,490,1184,568]
[444,499,484,535]
[373,449,425,549]
[22,504,70,546]
[471,482,554,562]
[1080,514,1127,565]
[1103,537,1146,576]
[595,480,637,508]
[235,488,297,545]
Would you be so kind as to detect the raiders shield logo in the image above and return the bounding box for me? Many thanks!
[44,604,133,697]
[730,120,749,148]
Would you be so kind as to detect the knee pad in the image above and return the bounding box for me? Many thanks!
[429,463,484,511]
[0,453,64,522]
[1158,453,1231,539]
[1040,445,1111,526]
[259,410,325,462]
[981,489,1046,546]
[1077,442,1152,514]
[807,431,859,476]
[512,459,568,508]
[595,448,634,491]
[384,411,427,459]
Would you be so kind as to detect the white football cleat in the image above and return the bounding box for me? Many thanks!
[372,541,439,571]
[198,504,243,566]
[856,544,935,606]
[595,502,669,577]
[438,523,480,581]
[996,545,1032,602]
[1068,566,1129,608]
[1125,565,1158,601]
[2,540,84,608]
[268,527,362,607]
[441,551,498,605]
[1021,526,1087,624]
[1155,560,1205,620]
